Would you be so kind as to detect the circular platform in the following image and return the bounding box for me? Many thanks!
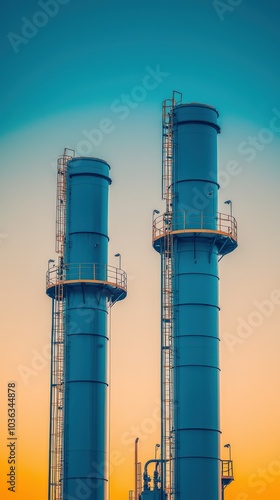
[46,263,127,302]
[153,211,237,257]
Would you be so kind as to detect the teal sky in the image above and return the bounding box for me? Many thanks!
[1,0,279,136]
[1,2,280,499]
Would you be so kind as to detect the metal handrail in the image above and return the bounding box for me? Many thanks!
[221,459,234,478]
[153,211,237,242]
[46,263,127,291]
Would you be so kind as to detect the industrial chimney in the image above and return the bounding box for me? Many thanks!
[46,152,127,500]
[152,95,237,500]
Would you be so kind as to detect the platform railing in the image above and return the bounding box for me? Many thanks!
[153,211,237,243]
[46,263,127,292]
[221,459,234,478]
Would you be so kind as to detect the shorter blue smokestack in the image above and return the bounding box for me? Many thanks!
[47,156,127,500]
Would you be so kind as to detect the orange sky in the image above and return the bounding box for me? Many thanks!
[1,110,280,499]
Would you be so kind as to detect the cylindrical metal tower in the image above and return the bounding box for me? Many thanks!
[47,155,127,500]
[153,101,237,500]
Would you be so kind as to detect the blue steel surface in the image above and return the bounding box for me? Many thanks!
[155,103,237,500]
[65,157,111,268]
[172,103,222,500]
[62,157,116,500]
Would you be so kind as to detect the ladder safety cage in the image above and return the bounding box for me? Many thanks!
[49,149,75,500]
[161,91,182,500]
[55,148,75,256]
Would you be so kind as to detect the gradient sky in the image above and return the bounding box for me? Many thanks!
[0,1,280,499]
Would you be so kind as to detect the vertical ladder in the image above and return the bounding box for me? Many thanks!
[49,274,64,500]
[161,233,174,499]
[161,92,182,499]
[49,149,74,500]
[162,100,174,211]
[137,462,142,500]
[55,149,74,256]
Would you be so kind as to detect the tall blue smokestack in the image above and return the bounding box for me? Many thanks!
[153,102,237,500]
[47,155,127,500]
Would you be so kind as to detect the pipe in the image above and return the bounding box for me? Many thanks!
[143,459,166,491]
[135,438,139,500]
